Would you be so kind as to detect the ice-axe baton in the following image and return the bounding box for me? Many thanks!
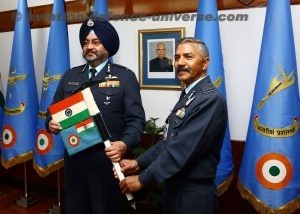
[93,111,136,210]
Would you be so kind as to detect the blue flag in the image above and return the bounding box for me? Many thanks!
[1,0,38,169]
[238,1,300,212]
[94,0,108,20]
[33,0,70,177]
[60,117,102,156]
[94,0,114,63]
[194,0,233,194]
[0,73,4,133]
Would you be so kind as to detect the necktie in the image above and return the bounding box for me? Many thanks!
[89,68,97,81]
[179,90,186,101]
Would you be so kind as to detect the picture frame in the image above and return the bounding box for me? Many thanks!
[138,27,185,90]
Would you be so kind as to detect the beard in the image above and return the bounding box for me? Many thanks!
[82,50,108,64]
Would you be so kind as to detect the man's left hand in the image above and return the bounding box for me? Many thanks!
[119,175,144,194]
[105,141,127,162]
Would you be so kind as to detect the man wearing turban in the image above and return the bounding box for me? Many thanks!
[47,17,145,214]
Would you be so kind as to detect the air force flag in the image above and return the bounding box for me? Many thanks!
[238,0,300,213]
[60,117,102,155]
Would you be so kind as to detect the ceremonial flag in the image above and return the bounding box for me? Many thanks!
[194,0,233,194]
[238,1,300,212]
[49,88,102,156]
[94,0,108,20]
[49,92,90,129]
[33,0,70,177]
[0,73,4,133]
[60,117,102,156]
[48,88,99,130]
[1,0,38,169]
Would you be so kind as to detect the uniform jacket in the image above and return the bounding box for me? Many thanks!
[137,76,227,185]
[46,62,145,149]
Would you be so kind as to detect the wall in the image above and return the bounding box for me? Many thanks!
[0,2,300,141]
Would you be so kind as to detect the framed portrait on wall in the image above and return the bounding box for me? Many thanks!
[138,27,185,90]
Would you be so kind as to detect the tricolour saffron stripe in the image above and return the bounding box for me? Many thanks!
[75,118,94,133]
[49,92,84,115]
[77,124,97,136]
[51,100,88,121]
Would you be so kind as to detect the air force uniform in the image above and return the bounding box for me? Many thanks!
[46,17,145,214]
[136,76,227,214]
[49,61,145,214]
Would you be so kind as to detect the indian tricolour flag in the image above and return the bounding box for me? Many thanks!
[76,117,97,135]
[49,88,100,130]
[60,117,102,155]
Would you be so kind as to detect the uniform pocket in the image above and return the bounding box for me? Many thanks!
[91,87,122,110]
[97,87,120,96]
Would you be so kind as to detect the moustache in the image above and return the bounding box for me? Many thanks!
[176,66,191,73]
[85,50,96,55]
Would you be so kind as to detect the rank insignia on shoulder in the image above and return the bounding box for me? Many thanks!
[68,82,80,86]
[111,63,128,70]
[202,85,215,94]
[99,80,120,88]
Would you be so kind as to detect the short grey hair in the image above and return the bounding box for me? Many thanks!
[176,37,209,58]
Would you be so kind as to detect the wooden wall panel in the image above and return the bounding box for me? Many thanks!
[0,0,300,32]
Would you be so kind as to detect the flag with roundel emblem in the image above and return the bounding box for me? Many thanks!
[60,117,103,155]
[238,1,300,213]
[194,0,233,195]
[1,0,39,169]
[33,0,70,177]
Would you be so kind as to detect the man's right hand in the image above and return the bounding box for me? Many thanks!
[116,159,139,176]
[48,119,62,134]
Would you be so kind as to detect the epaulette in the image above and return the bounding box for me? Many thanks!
[72,64,86,70]
[201,85,215,94]
[71,64,88,73]
[111,63,129,70]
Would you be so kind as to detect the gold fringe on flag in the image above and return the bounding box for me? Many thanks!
[33,159,64,177]
[218,172,234,196]
[1,151,33,169]
[237,180,300,214]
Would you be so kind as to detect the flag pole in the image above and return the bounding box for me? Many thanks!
[49,168,64,214]
[16,162,37,207]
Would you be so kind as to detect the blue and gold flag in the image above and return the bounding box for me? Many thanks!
[94,0,114,63]
[33,0,70,177]
[60,117,102,156]
[0,72,4,133]
[238,1,300,212]
[194,0,233,194]
[1,0,38,168]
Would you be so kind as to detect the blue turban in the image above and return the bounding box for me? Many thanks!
[79,17,120,57]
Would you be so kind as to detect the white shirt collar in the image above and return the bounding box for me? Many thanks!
[88,59,108,78]
[184,75,207,94]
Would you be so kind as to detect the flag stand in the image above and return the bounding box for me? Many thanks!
[16,162,38,207]
[49,169,64,214]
